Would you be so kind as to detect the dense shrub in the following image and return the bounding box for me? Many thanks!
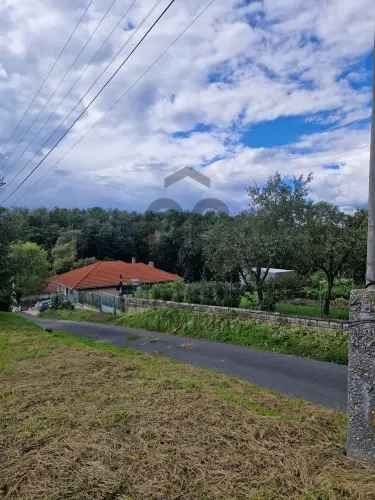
[333,279,353,300]
[240,274,307,312]
[240,292,258,309]
[240,274,306,312]
[136,281,242,308]
[304,272,353,301]
[260,285,278,311]
[50,294,74,310]
[271,273,307,300]
[171,281,185,302]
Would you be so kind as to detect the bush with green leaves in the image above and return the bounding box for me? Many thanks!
[272,273,306,300]
[171,280,185,302]
[304,272,353,302]
[260,284,278,311]
[184,283,201,304]
[50,294,75,310]
[259,273,308,311]
[240,292,258,309]
[135,281,242,308]
[332,279,353,300]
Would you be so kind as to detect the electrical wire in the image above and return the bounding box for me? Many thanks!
[3,0,178,204]
[1,0,94,167]
[7,0,118,177]
[39,0,139,146]
[7,0,162,190]
[12,0,217,205]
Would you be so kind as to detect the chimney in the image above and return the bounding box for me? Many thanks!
[148,261,154,267]
[132,257,136,264]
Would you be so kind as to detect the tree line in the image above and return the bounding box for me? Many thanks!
[0,173,368,313]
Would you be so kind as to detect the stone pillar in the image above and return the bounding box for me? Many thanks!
[347,289,375,462]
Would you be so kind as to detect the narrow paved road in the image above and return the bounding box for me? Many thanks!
[27,315,347,410]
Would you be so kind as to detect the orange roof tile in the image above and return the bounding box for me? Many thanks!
[50,261,181,290]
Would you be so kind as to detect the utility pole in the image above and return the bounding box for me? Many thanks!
[367,36,375,289]
[347,36,375,462]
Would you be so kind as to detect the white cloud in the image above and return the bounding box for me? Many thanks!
[0,0,374,212]
[0,65,8,80]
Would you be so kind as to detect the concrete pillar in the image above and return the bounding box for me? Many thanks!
[347,289,375,462]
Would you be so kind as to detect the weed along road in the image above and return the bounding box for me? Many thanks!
[27,315,347,411]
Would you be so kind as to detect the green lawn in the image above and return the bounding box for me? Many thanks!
[42,308,349,364]
[0,312,373,499]
[276,302,349,320]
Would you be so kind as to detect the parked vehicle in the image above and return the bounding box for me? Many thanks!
[35,299,51,312]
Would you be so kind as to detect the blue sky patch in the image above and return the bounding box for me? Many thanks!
[172,123,212,139]
[338,51,373,90]
[208,62,234,84]
[240,115,329,148]
[323,163,341,170]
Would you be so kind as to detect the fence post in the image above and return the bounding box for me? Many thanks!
[347,289,375,462]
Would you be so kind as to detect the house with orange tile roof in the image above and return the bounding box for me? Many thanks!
[48,259,180,296]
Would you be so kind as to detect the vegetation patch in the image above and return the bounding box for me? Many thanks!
[42,307,114,323]
[0,312,373,499]
[42,308,349,364]
[275,302,349,320]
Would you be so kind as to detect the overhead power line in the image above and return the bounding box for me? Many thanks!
[7,0,161,190]
[12,0,217,205]
[1,0,94,167]
[3,0,178,204]
[38,0,139,145]
[6,0,118,176]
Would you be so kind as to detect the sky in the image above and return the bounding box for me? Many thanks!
[0,0,374,213]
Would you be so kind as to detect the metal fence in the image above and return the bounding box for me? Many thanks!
[76,290,123,314]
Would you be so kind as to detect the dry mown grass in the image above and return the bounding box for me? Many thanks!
[0,313,374,499]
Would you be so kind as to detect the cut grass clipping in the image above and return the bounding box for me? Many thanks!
[43,308,349,364]
[0,313,373,499]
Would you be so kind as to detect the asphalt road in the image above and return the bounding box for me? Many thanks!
[26,315,347,411]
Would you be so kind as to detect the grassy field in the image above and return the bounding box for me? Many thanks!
[42,308,349,364]
[275,303,349,320]
[0,312,374,498]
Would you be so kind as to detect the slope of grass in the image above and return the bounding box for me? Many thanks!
[276,302,349,320]
[0,312,373,499]
[42,308,349,364]
[42,308,115,323]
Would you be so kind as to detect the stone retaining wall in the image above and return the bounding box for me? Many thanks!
[123,297,350,332]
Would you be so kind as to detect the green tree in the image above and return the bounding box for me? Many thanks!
[178,215,212,281]
[249,172,312,222]
[52,230,80,274]
[248,172,312,270]
[0,211,13,310]
[9,241,50,303]
[304,202,357,315]
[72,257,97,269]
[204,174,313,308]
[203,218,241,282]
[204,214,283,307]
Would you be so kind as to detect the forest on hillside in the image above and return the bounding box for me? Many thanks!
[0,174,368,314]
